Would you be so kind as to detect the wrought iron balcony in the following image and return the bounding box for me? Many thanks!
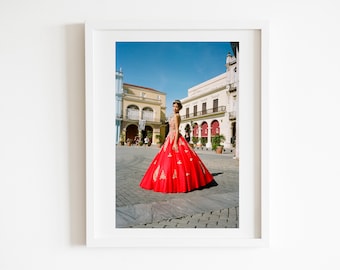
[181,106,226,120]
[227,83,237,93]
[229,111,236,120]
[116,113,163,124]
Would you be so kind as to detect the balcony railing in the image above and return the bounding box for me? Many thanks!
[181,106,226,120]
[142,111,154,121]
[116,113,161,123]
[228,85,237,93]
[229,111,236,120]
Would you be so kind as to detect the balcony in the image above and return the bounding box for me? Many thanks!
[142,111,154,121]
[123,108,159,122]
[124,115,158,121]
[116,112,162,124]
[227,83,237,93]
[127,109,139,120]
[181,106,226,120]
[229,111,236,120]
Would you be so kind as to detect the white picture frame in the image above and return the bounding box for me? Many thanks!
[85,20,269,247]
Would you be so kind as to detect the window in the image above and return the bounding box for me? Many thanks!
[213,99,218,112]
[127,105,139,120]
[186,108,189,118]
[202,102,207,115]
[193,105,197,116]
[142,107,153,121]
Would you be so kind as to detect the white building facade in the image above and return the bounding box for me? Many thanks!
[179,43,239,158]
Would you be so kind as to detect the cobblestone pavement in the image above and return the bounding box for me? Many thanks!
[130,207,239,228]
[115,145,239,228]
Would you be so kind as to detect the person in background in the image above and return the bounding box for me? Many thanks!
[184,131,190,143]
[144,136,149,148]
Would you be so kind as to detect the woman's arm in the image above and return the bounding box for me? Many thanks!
[172,113,181,152]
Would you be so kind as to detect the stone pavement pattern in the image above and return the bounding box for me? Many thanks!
[115,145,239,228]
[131,207,239,228]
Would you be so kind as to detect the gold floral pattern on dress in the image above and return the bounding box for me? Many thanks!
[163,139,169,152]
[140,114,214,193]
[160,170,166,180]
[153,165,160,182]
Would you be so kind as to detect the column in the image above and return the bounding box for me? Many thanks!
[206,123,212,148]
[197,122,202,147]
[190,128,194,144]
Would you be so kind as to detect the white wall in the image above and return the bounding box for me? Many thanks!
[1,0,340,269]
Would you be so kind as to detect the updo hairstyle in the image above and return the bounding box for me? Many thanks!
[172,99,183,110]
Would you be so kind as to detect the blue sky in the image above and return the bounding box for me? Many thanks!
[116,42,234,116]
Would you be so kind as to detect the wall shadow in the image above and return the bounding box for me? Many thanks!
[65,24,86,246]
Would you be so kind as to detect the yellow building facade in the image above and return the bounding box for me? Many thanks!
[120,83,167,145]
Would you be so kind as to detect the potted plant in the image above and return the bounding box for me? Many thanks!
[201,137,207,149]
[146,130,153,146]
[192,136,198,146]
[196,138,203,149]
[119,134,125,146]
[155,134,164,148]
[212,134,226,154]
[186,136,196,149]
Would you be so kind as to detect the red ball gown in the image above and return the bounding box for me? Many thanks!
[140,115,214,193]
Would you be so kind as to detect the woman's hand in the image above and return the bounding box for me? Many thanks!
[172,143,178,152]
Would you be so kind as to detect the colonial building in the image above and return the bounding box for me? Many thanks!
[115,68,124,145]
[179,43,239,158]
[115,75,167,145]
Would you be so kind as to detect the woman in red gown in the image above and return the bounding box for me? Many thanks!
[140,100,214,193]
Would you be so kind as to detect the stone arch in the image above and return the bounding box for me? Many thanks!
[126,104,139,120]
[142,106,154,121]
[142,125,154,143]
[126,124,138,142]
[201,121,208,138]
[211,120,220,136]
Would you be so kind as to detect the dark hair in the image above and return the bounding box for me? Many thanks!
[172,99,183,110]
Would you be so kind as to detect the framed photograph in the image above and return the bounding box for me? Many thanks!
[85,20,269,247]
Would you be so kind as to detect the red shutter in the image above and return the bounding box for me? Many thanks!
[211,120,220,136]
[201,122,208,137]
